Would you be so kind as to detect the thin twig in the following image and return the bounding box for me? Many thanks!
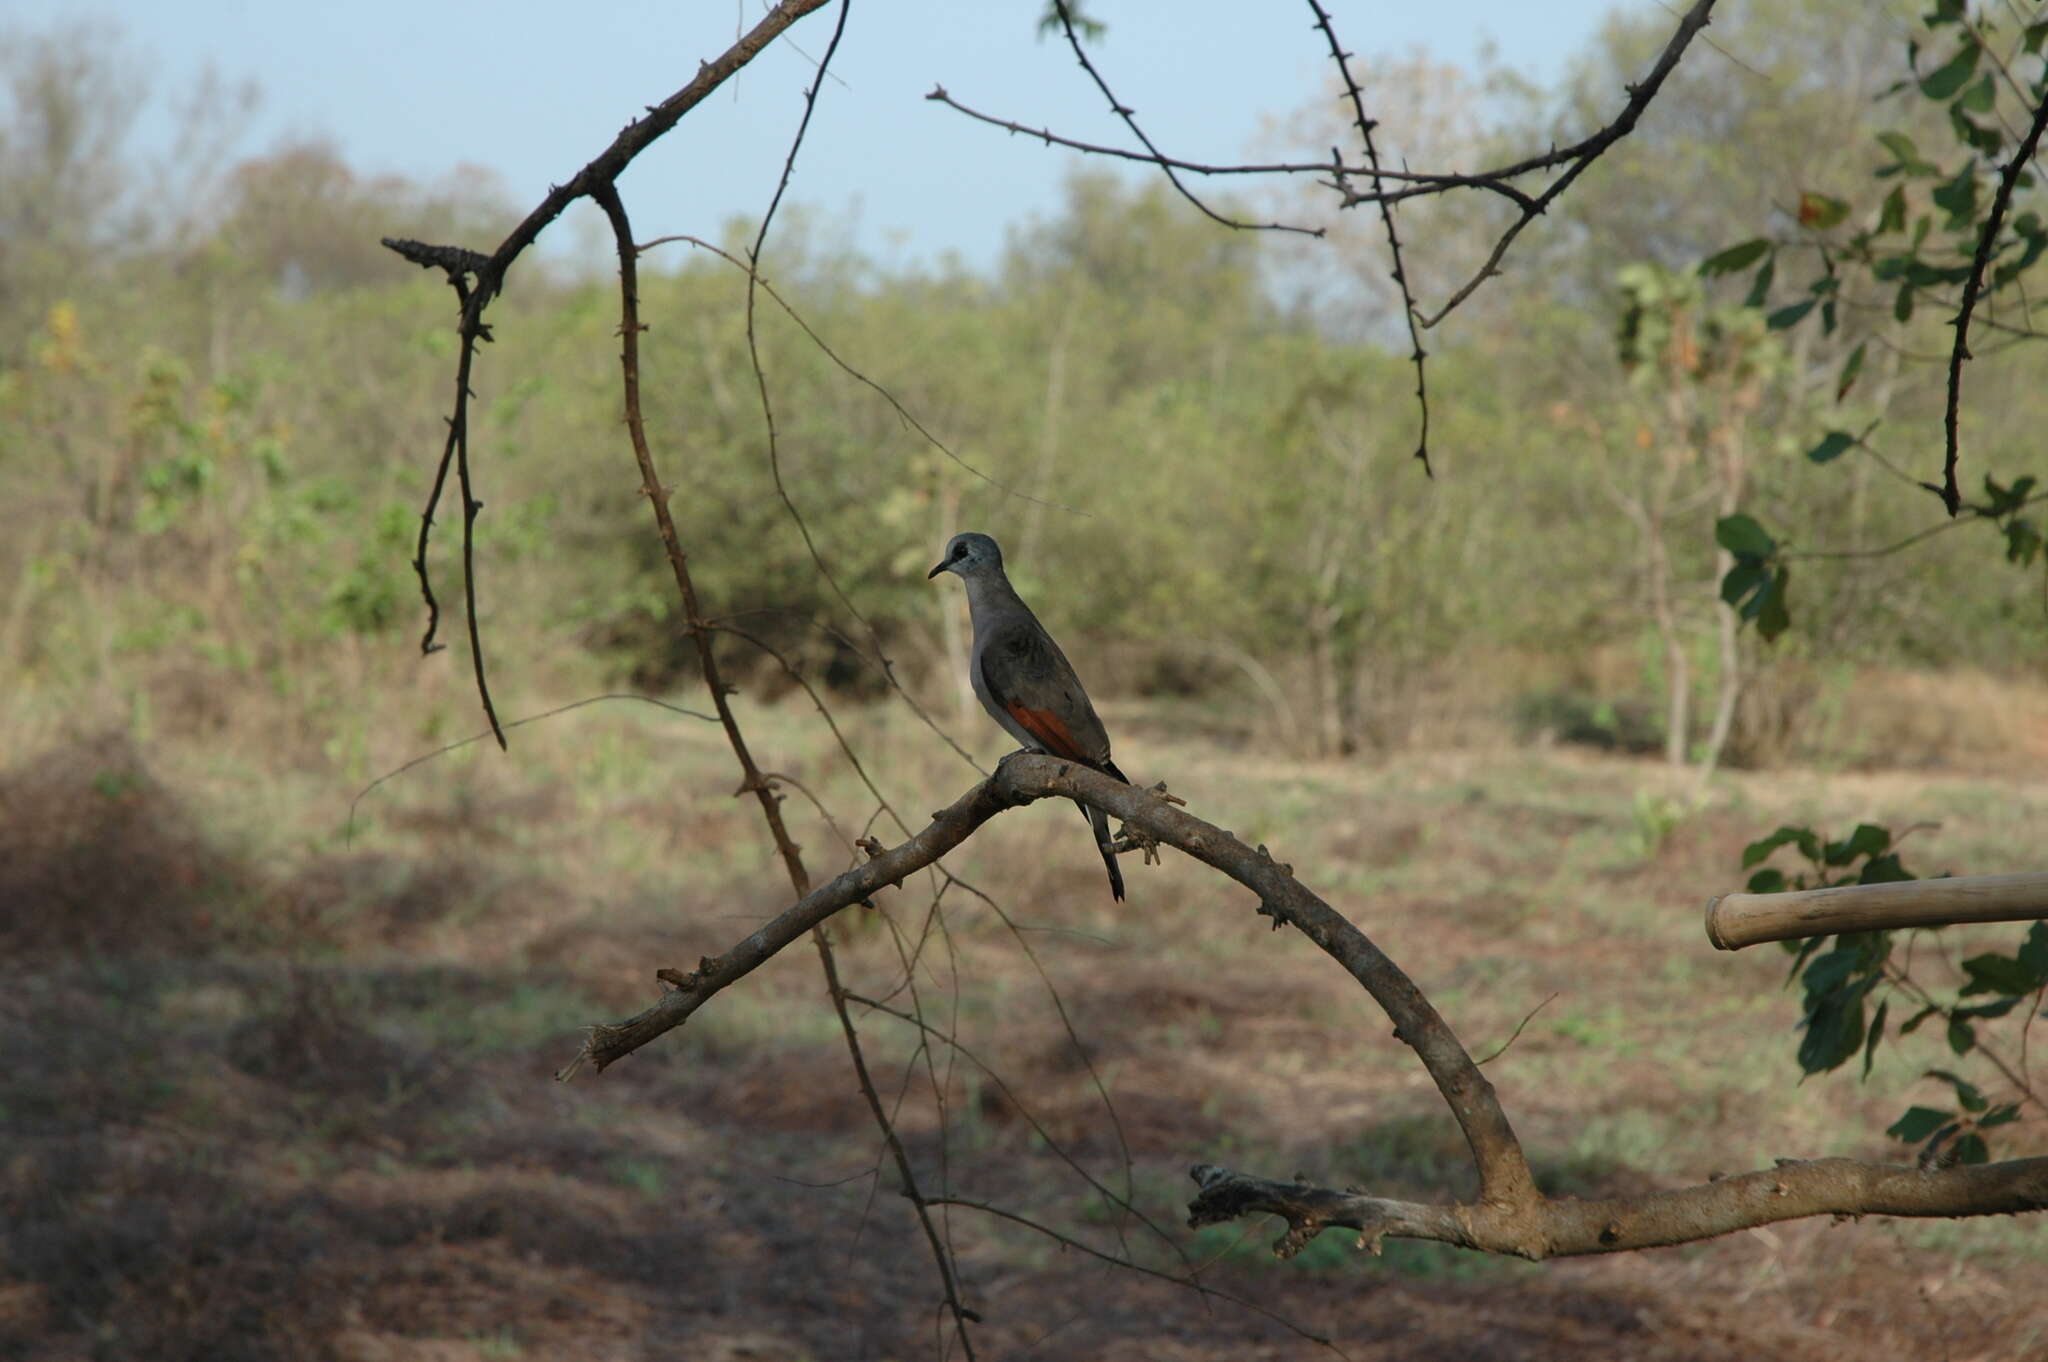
[1476,992,1560,1066]
[346,693,717,841]
[926,1196,1344,1353]
[638,232,1085,519]
[1049,0,1322,238]
[921,85,1536,207]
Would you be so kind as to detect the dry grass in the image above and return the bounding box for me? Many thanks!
[3,673,2046,1361]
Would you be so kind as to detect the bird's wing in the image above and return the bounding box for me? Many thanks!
[976,615,1112,767]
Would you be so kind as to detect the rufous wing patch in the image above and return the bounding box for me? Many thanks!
[1005,703,1087,761]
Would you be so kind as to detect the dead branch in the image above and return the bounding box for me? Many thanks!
[933,0,1720,330]
[1187,1155,2048,1262]
[1411,0,1718,327]
[383,0,834,747]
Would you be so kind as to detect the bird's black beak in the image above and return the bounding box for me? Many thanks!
[927,559,949,579]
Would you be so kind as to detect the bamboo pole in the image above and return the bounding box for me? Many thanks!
[1704,872,2048,951]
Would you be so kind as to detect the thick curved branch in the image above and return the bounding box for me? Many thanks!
[1188,1155,2048,1261]
[1942,85,2048,516]
[570,755,1538,1210]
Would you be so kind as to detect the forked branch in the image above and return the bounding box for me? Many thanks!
[572,754,1539,1210]
[572,753,2048,1257]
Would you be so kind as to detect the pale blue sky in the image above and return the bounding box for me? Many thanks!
[10,1,1647,270]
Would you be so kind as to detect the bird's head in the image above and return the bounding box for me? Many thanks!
[928,531,1005,581]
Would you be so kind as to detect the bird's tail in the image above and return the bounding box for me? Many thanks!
[1080,799,1125,902]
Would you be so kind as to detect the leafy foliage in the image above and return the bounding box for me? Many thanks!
[1741,824,2044,1165]
[1697,1,2048,639]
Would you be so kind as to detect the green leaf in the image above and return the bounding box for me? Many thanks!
[1746,866,1787,894]
[1743,825,1822,870]
[1797,976,1873,1074]
[1933,165,1980,227]
[1721,560,1769,606]
[1802,945,1862,995]
[1956,72,1996,113]
[1756,565,1792,643]
[1784,932,1826,980]
[1857,853,1914,885]
[1886,1105,1952,1142]
[1876,130,1920,163]
[1766,299,1817,329]
[1834,347,1866,404]
[1861,997,1889,1079]
[1981,1103,2022,1128]
[1926,1068,1987,1111]
[1798,192,1851,230]
[1960,951,2046,996]
[1952,1133,1989,1165]
[1700,238,1772,276]
[1808,430,1856,463]
[2019,922,2048,977]
[1946,1015,1976,1055]
[1894,284,1916,323]
[1743,255,1776,309]
[1877,185,1907,236]
[1918,41,1980,100]
[1899,1004,1941,1035]
[1716,514,1776,558]
[1823,823,1891,867]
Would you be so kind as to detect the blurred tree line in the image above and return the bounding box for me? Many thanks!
[2,1,2041,772]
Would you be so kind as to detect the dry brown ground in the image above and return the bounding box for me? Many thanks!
[3,700,2045,1361]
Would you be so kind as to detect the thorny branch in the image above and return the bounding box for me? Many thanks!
[588,177,979,1355]
[937,0,1719,332]
[1942,85,2048,516]
[918,87,1535,207]
[1306,0,1432,476]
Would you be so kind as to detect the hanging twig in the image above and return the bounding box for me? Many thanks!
[1305,0,1432,476]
